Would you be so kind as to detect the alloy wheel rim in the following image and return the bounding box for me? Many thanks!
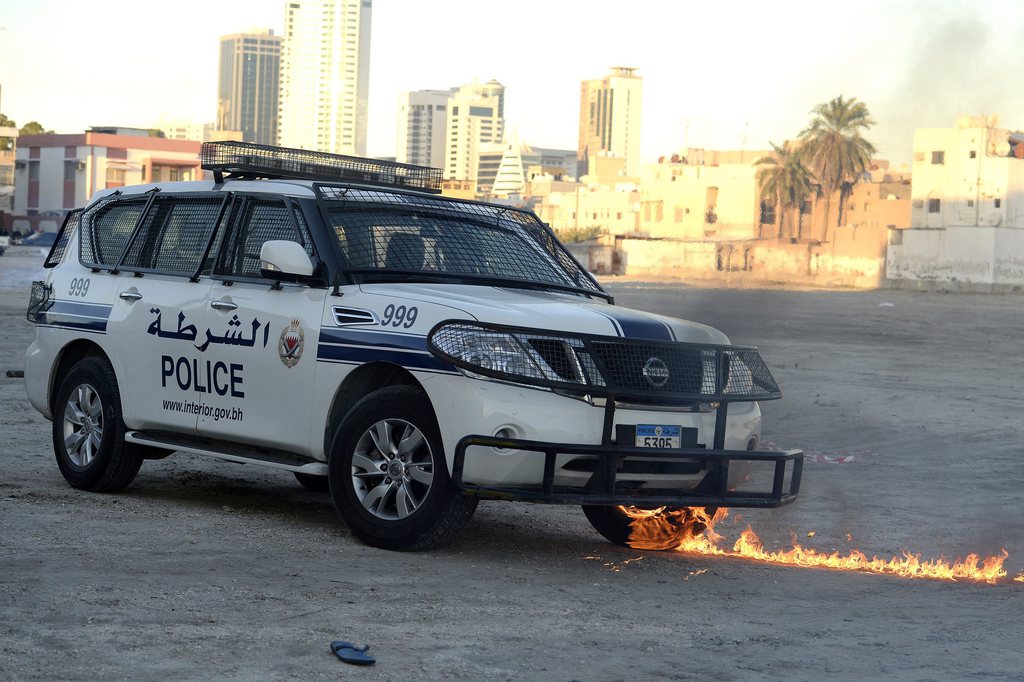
[350,418,434,521]
[62,384,103,467]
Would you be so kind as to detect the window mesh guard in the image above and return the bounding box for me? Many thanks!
[317,185,605,298]
[119,196,224,274]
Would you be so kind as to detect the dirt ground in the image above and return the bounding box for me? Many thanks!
[2,248,1023,681]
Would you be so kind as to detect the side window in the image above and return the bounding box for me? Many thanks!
[120,195,225,275]
[214,197,315,279]
[79,197,148,267]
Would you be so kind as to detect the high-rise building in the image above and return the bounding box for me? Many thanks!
[444,80,504,183]
[278,0,372,154]
[396,90,450,168]
[217,30,281,145]
[578,67,642,178]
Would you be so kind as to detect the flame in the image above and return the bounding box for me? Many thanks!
[1016,573,1024,583]
[621,507,1012,584]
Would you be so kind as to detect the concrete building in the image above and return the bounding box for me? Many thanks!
[156,118,214,142]
[444,80,504,183]
[278,0,372,155]
[578,67,642,178]
[887,115,1024,288]
[12,130,201,222]
[530,147,576,180]
[217,29,281,145]
[396,89,449,168]
[0,124,16,214]
[639,149,768,240]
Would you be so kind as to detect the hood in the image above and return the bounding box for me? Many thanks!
[357,283,730,345]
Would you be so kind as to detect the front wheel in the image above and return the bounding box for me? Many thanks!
[52,357,144,492]
[582,505,716,548]
[328,386,477,551]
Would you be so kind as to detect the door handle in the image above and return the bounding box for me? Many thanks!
[119,291,143,301]
[210,299,238,311]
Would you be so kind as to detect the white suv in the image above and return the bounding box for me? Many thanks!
[24,142,802,550]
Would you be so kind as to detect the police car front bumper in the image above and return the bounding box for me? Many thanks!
[453,434,803,508]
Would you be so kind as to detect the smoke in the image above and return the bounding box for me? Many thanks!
[873,12,1024,163]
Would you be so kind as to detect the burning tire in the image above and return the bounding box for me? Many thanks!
[52,357,145,493]
[582,505,715,548]
[328,386,477,551]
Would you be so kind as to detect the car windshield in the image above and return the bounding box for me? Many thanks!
[317,186,606,299]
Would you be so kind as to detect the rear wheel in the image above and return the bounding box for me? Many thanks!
[328,386,477,551]
[52,357,144,493]
[582,505,715,548]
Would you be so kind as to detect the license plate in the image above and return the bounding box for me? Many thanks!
[635,424,682,448]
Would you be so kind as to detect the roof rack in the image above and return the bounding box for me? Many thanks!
[200,141,443,194]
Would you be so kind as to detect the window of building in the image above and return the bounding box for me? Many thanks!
[931,151,945,165]
[967,199,974,207]
[995,198,1002,208]
[969,150,977,159]
[28,161,40,181]
[928,198,941,213]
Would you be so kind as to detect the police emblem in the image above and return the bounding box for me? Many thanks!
[278,319,304,368]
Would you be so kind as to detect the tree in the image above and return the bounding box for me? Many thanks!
[755,141,815,240]
[799,96,876,241]
[0,113,14,151]
[19,121,53,137]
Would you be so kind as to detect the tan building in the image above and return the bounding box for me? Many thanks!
[578,67,642,178]
[444,80,505,183]
[888,115,1024,287]
[639,149,769,240]
[1,124,16,214]
[13,130,201,217]
[278,0,372,155]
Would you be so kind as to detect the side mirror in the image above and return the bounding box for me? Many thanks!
[259,240,314,284]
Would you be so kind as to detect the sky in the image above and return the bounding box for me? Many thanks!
[1,0,1023,166]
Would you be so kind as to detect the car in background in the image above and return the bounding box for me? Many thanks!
[22,231,58,256]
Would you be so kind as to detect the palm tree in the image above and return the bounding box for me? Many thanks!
[799,96,876,241]
[755,142,815,240]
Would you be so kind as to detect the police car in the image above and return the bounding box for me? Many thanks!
[24,142,802,551]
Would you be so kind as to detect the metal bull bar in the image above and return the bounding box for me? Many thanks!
[452,435,803,507]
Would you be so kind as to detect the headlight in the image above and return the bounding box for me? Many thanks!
[430,324,561,383]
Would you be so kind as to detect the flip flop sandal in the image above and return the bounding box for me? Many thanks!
[330,640,376,666]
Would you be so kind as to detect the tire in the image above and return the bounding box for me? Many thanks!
[582,505,715,547]
[294,472,330,493]
[328,385,477,551]
[52,357,144,493]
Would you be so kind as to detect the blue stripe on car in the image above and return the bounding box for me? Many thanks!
[316,328,457,374]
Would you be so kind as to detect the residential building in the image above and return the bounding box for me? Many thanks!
[0,124,16,214]
[157,118,215,142]
[578,67,642,178]
[278,0,372,155]
[639,149,768,240]
[217,29,281,145]
[444,80,504,183]
[887,115,1024,287]
[530,147,576,180]
[396,89,449,168]
[12,130,201,219]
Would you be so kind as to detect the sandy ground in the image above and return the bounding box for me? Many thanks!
[2,248,1023,680]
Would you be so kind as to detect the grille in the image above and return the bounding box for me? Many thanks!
[588,341,708,395]
[27,280,53,323]
[428,321,782,405]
